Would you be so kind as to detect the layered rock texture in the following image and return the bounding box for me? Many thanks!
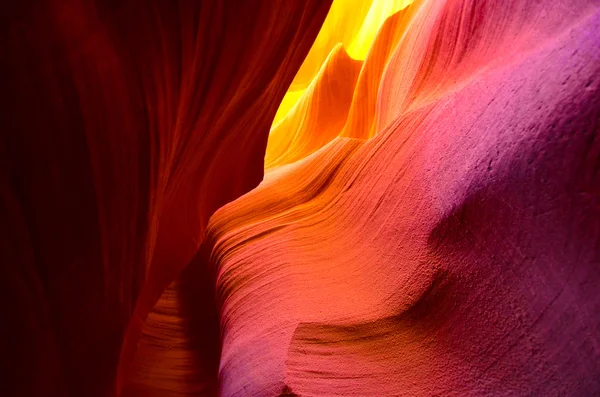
[1,0,599,396]
[207,0,600,395]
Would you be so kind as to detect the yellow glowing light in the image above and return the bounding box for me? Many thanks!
[347,0,414,59]
[270,0,413,129]
[271,89,306,130]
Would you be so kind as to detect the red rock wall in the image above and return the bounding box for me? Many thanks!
[0,1,331,396]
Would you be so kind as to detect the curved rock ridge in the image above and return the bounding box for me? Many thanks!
[272,0,414,127]
[205,0,600,395]
[266,1,422,168]
[0,1,331,396]
[266,45,363,169]
[341,3,425,139]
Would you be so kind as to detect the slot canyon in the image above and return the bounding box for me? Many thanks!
[1,0,599,396]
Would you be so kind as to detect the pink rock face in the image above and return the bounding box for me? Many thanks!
[205,0,600,395]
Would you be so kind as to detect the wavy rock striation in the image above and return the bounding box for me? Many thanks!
[206,0,600,395]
